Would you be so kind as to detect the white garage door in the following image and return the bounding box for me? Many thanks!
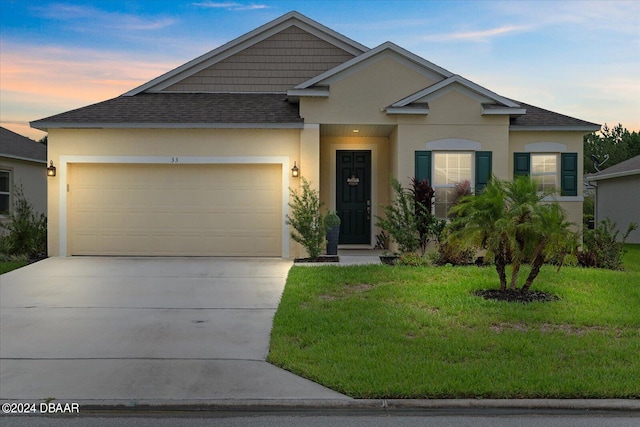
[68,163,282,256]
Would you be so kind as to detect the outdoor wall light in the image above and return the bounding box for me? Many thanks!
[291,161,299,178]
[47,161,56,177]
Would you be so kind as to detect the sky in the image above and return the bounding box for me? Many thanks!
[1,0,639,140]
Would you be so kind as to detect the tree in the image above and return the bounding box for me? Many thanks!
[286,178,325,259]
[584,123,640,173]
[448,176,576,293]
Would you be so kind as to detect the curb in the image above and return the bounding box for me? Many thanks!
[5,399,637,413]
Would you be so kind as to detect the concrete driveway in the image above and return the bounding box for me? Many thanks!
[0,257,347,403]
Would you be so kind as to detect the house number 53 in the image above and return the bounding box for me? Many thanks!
[171,157,179,163]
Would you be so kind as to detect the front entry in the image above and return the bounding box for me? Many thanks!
[336,150,371,244]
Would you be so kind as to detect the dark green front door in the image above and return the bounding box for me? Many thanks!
[336,150,371,244]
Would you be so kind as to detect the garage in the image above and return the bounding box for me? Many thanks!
[67,163,282,256]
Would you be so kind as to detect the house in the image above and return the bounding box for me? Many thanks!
[585,155,640,244]
[31,11,599,258]
[0,127,47,226]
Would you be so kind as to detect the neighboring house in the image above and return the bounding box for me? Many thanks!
[0,127,47,227]
[31,11,599,258]
[585,155,640,244]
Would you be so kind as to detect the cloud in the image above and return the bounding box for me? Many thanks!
[0,41,179,122]
[422,24,532,43]
[191,2,269,11]
[32,3,176,31]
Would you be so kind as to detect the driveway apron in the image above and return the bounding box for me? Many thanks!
[0,257,347,402]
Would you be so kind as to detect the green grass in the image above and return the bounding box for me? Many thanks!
[623,244,640,272]
[0,261,28,275]
[268,251,640,398]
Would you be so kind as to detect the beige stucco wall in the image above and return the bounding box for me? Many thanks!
[300,55,438,124]
[0,157,47,222]
[394,89,510,188]
[595,175,640,244]
[46,127,307,257]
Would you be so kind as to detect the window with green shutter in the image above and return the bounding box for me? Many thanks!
[560,153,578,196]
[415,150,493,217]
[415,151,431,183]
[513,152,578,196]
[514,152,531,177]
[475,151,492,193]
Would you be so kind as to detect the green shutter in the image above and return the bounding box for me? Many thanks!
[475,151,492,194]
[514,153,531,177]
[415,151,432,184]
[561,152,578,196]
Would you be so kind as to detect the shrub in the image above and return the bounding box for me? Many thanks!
[0,185,47,261]
[433,240,476,266]
[286,178,325,259]
[397,252,432,267]
[376,178,421,254]
[324,211,341,229]
[577,218,637,270]
[377,178,443,255]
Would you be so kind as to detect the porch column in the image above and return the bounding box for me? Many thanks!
[300,123,320,191]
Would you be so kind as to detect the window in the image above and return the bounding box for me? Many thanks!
[0,170,10,215]
[514,152,578,196]
[415,150,492,218]
[433,152,472,218]
[531,154,557,192]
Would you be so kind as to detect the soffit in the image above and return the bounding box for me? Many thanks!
[320,124,395,138]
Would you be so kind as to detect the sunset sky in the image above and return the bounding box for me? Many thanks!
[1,0,638,140]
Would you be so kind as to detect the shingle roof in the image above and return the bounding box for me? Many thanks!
[31,93,303,130]
[510,101,600,129]
[0,127,47,163]
[586,154,640,181]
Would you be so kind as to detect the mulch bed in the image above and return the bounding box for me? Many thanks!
[474,289,560,303]
[294,256,340,263]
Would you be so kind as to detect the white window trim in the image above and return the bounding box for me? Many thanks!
[57,155,291,258]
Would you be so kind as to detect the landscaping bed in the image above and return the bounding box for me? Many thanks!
[268,257,640,399]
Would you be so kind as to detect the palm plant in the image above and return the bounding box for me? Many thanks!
[448,176,575,292]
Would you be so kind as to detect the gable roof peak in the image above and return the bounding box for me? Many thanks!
[293,41,453,90]
[390,74,521,108]
[124,11,369,96]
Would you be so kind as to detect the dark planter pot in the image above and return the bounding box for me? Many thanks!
[326,226,340,255]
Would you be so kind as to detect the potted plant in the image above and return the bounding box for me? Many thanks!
[324,211,341,256]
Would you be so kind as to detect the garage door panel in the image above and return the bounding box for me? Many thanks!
[68,163,282,256]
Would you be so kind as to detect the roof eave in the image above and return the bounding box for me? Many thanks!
[482,107,527,116]
[586,169,640,182]
[385,107,429,115]
[0,154,47,164]
[29,122,305,130]
[510,125,601,132]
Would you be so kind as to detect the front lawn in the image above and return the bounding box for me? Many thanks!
[268,258,640,398]
[0,261,28,275]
